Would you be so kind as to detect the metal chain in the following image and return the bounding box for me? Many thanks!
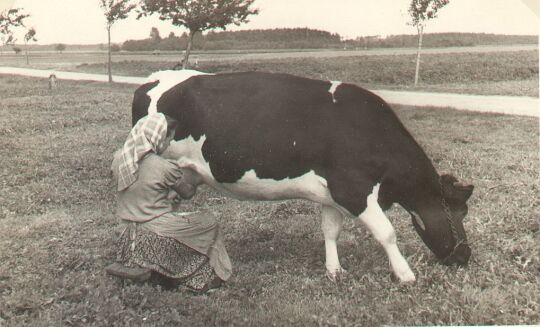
[439,178,468,263]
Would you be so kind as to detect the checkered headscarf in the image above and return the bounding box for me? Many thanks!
[116,113,169,191]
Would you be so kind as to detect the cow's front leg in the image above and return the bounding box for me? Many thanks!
[358,185,416,283]
[321,205,347,281]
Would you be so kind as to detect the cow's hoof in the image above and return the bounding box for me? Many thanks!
[326,268,348,282]
[394,269,416,283]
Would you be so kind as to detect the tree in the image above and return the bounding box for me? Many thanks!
[24,27,37,64]
[408,0,449,86]
[149,26,161,42]
[0,8,29,55]
[138,0,258,69]
[55,43,66,53]
[12,46,21,54]
[100,0,136,82]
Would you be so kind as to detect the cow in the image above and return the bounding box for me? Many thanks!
[130,70,474,283]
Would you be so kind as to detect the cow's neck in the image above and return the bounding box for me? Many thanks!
[385,141,442,214]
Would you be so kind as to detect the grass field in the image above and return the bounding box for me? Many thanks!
[0,74,538,326]
[77,50,539,97]
[1,46,538,97]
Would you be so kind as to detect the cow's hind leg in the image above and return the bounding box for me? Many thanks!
[321,205,347,281]
[358,184,416,283]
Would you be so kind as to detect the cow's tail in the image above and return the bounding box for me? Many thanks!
[131,81,158,126]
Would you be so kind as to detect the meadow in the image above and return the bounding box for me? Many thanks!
[0,70,538,325]
[80,48,538,97]
[1,45,538,97]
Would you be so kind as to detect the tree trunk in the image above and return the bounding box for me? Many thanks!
[25,40,29,64]
[107,25,112,83]
[182,31,196,70]
[414,24,423,87]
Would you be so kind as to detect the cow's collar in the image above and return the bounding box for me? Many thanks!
[440,195,468,264]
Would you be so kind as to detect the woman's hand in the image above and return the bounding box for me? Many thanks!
[173,180,197,200]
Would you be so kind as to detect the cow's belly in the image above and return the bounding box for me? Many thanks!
[163,136,335,204]
[218,169,333,202]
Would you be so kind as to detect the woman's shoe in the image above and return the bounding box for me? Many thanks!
[105,263,151,282]
[203,276,223,293]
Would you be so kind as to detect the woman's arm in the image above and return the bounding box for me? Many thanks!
[162,158,198,200]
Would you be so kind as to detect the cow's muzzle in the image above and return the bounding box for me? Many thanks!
[443,242,471,266]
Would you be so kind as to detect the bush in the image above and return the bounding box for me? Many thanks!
[55,43,66,53]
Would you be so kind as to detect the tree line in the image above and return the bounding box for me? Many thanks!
[346,33,538,49]
[121,29,538,52]
[122,28,342,51]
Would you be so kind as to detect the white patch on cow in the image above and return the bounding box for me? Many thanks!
[145,70,213,114]
[358,183,416,283]
[293,141,296,146]
[360,183,382,216]
[226,169,331,202]
[328,81,342,103]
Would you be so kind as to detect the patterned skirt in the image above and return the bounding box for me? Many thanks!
[116,223,218,291]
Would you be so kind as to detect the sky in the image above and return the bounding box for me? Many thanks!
[1,0,538,45]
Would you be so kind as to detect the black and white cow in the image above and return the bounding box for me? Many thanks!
[131,70,474,283]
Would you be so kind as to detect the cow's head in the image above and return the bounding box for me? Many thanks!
[409,174,474,265]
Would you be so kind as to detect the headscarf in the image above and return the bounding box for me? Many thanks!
[116,112,169,191]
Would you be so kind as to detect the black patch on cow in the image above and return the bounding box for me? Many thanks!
[134,71,440,216]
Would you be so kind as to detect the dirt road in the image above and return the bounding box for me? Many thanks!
[1,66,538,117]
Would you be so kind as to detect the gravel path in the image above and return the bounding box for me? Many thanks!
[1,66,538,117]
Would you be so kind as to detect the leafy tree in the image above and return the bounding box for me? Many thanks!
[55,43,66,53]
[0,8,29,55]
[100,0,136,82]
[408,0,449,86]
[149,26,161,42]
[138,0,258,69]
[24,27,37,64]
[12,46,21,54]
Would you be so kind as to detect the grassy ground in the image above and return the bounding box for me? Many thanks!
[71,50,539,97]
[2,47,538,97]
[0,75,538,326]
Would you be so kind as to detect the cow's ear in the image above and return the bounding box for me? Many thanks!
[440,174,474,203]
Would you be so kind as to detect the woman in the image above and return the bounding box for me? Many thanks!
[108,112,232,293]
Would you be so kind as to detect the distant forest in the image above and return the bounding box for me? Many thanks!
[122,28,342,51]
[5,28,537,53]
[347,33,538,49]
[120,28,538,52]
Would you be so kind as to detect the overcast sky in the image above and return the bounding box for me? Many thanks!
[2,0,539,45]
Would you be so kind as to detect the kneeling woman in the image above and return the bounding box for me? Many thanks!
[109,112,232,292]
